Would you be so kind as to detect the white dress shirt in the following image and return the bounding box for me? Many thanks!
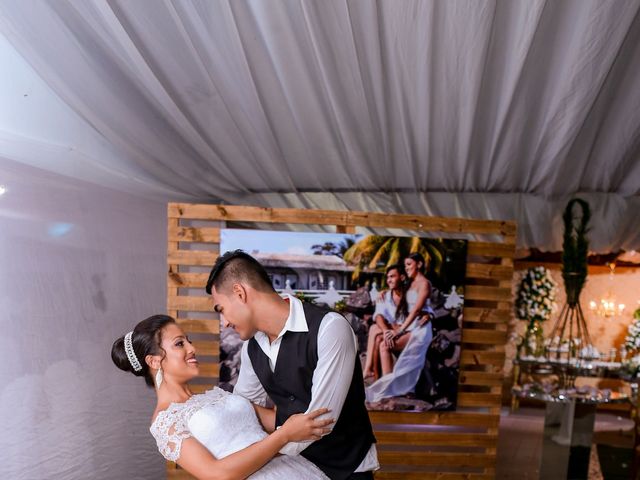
[234,294,379,472]
[373,290,403,326]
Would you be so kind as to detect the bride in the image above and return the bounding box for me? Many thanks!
[111,314,332,479]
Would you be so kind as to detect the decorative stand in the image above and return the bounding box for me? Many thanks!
[510,199,640,478]
[512,361,640,479]
[545,199,593,387]
[513,383,630,480]
[542,400,595,479]
[547,275,592,360]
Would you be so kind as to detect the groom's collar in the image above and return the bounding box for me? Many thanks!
[280,294,310,333]
[254,293,309,345]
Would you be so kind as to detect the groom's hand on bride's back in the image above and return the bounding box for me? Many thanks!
[280,408,334,443]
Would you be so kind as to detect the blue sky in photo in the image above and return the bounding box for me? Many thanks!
[221,229,363,255]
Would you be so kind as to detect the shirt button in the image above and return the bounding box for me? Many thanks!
[289,395,295,401]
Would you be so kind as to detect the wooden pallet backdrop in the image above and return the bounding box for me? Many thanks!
[166,203,516,480]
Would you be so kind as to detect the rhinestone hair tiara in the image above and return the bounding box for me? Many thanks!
[124,331,142,372]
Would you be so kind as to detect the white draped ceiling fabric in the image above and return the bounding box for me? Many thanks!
[1,0,640,252]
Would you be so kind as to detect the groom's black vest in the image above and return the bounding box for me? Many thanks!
[247,302,376,480]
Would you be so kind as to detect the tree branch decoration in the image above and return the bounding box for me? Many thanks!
[546,198,595,371]
[561,198,591,305]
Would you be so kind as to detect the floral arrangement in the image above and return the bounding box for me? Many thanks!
[621,355,640,378]
[515,267,558,323]
[624,308,640,351]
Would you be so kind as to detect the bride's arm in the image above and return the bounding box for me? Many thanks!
[252,403,276,433]
[176,433,286,480]
[175,408,332,480]
[395,280,430,335]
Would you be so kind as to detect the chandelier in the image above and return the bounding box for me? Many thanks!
[589,263,625,318]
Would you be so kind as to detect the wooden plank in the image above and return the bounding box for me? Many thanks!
[515,261,640,274]
[169,270,511,296]
[167,250,218,266]
[461,329,507,345]
[169,203,350,224]
[168,204,517,236]
[457,392,502,407]
[197,362,220,378]
[168,272,208,288]
[168,296,213,312]
[176,318,219,334]
[168,273,516,306]
[369,411,500,428]
[465,263,513,281]
[325,209,512,236]
[458,371,503,387]
[486,253,515,470]
[375,431,498,447]
[168,225,221,243]
[465,285,511,302]
[502,233,517,245]
[192,341,219,356]
[467,241,515,258]
[378,451,495,467]
[460,350,505,366]
[336,225,356,234]
[167,216,179,319]
[190,384,216,394]
[463,308,511,324]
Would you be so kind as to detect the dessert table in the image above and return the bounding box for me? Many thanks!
[512,358,639,479]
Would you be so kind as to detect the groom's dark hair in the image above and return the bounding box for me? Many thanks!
[206,250,275,295]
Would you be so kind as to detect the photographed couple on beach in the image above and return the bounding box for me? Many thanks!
[361,253,436,402]
[360,251,463,411]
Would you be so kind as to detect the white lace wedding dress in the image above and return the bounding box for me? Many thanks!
[150,387,328,479]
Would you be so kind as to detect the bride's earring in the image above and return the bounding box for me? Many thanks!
[155,367,163,390]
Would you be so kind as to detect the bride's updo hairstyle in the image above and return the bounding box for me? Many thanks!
[111,314,175,388]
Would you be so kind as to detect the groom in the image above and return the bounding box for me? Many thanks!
[206,250,378,480]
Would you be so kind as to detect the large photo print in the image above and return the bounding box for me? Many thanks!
[220,229,467,412]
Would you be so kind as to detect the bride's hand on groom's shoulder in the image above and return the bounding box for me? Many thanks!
[281,408,334,443]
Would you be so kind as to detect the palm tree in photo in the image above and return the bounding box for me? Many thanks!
[311,241,339,256]
[311,236,357,258]
[336,236,357,257]
[343,235,446,281]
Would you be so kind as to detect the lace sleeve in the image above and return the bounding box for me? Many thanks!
[150,406,193,462]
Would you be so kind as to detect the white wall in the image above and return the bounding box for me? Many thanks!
[0,159,166,479]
